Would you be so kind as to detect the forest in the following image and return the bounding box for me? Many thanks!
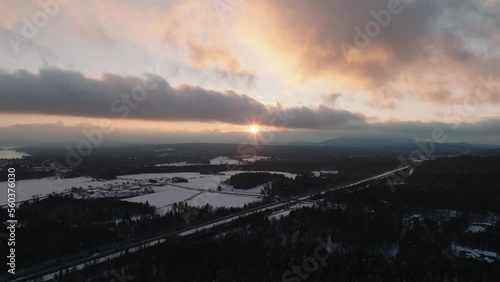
[0,194,253,277]
[2,156,499,281]
[224,172,284,189]
[49,206,500,282]
[36,157,500,282]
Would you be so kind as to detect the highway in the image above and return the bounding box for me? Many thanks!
[11,165,409,282]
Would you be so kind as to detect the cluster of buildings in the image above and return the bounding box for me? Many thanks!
[80,185,154,198]
[1,158,72,177]
[70,179,160,199]
[455,246,498,264]
[403,211,499,264]
[69,176,191,199]
[31,160,72,176]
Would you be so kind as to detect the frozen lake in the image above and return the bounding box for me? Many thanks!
[0,148,30,159]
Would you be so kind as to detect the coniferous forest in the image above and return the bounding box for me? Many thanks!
[21,157,499,282]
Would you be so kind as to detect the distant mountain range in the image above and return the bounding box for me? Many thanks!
[320,135,415,148]
[289,135,500,156]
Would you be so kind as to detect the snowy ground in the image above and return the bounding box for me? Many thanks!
[154,162,205,167]
[241,156,272,162]
[118,172,203,181]
[123,184,262,214]
[0,177,130,205]
[268,202,315,220]
[209,156,241,165]
[123,186,199,208]
[169,174,232,191]
[312,170,339,177]
[221,171,297,179]
[154,155,272,167]
[187,192,260,208]
[3,170,297,209]
[119,171,296,192]
[467,225,487,233]
[243,182,270,194]
[120,171,267,212]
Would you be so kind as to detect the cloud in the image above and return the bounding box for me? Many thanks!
[1,118,500,146]
[81,0,257,85]
[234,0,500,105]
[78,25,115,46]
[187,40,256,86]
[236,0,440,81]
[0,68,365,129]
[0,0,256,85]
[2,0,500,110]
[0,122,242,146]
[321,93,342,107]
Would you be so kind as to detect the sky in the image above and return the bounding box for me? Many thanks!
[0,0,499,145]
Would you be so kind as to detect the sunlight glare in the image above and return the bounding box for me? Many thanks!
[249,125,260,134]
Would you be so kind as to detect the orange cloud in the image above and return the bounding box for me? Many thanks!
[231,0,500,106]
[2,0,500,110]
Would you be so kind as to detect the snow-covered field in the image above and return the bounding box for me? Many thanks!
[0,177,130,205]
[154,162,205,167]
[222,171,297,179]
[123,187,199,208]
[120,172,235,192]
[268,202,315,220]
[210,156,241,165]
[187,192,259,208]
[242,182,270,194]
[3,170,296,209]
[0,172,206,206]
[241,156,272,162]
[118,172,203,181]
[467,225,487,233]
[119,171,296,192]
[171,175,232,191]
[121,172,264,212]
[312,170,339,177]
[154,155,272,167]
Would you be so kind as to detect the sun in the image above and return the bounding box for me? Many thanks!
[249,125,260,134]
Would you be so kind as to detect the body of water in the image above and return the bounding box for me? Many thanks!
[0,146,30,159]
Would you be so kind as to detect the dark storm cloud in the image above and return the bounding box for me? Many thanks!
[0,68,366,129]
